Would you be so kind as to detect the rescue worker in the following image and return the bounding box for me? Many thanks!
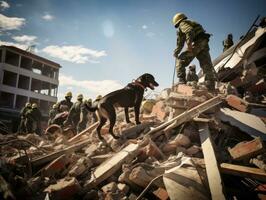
[77,98,92,133]
[223,34,234,52]
[63,94,83,130]
[58,91,73,112]
[186,64,199,83]
[25,103,42,134]
[48,103,59,126]
[173,13,215,90]
[18,102,31,133]
[92,95,102,123]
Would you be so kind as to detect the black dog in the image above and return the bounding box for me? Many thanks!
[88,73,159,141]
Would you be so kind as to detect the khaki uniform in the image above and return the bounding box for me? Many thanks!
[64,100,82,129]
[175,19,215,85]
[18,106,31,133]
[58,99,73,112]
[25,108,42,134]
[223,37,234,52]
[48,108,58,126]
[77,102,90,133]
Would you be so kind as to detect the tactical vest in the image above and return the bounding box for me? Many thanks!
[181,20,206,41]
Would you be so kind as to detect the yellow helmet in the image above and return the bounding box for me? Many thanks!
[25,102,31,107]
[52,103,58,109]
[87,98,92,104]
[172,13,187,27]
[77,94,83,100]
[65,91,72,97]
[95,95,102,101]
[32,103,38,108]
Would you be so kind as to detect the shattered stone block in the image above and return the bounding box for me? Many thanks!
[173,84,208,97]
[186,145,202,156]
[44,177,81,200]
[129,166,153,188]
[153,188,169,200]
[228,137,265,161]
[42,154,71,177]
[68,157,92,177]
[226,95,249,112]
[174,134,191,147]
[159,88,171,100]
[117,183,129,195]
[151,101,168,121]
[101,182,118,194]
[128,193,138,200]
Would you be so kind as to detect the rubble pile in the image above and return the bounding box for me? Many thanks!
[1,78,266,200]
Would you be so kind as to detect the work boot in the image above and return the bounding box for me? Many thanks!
[205,80,215,91]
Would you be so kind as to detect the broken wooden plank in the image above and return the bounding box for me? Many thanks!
[68,122,99,143]
[220,163,266,182]
[84,142,140,189]
[228,137,265,161]
[218,108,266,140]
[31,138,91,167]
[147,95,222,136]
[198,122,226,200]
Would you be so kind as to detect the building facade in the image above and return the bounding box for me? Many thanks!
[0,45,61,131]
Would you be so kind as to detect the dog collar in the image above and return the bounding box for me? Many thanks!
[133,81,146,90]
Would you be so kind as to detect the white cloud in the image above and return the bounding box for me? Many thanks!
[42,13,54,21]
[146,32,156,38]
[142,25,148,29]
[59,73,123,96]
[12,35,37,44]
[0,14,25,30]
[0,1,10,10]
[42,45,107,64]
[0,40,28,50]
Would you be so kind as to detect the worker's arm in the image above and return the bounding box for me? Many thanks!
[174,30,185,57]
[179,21,195,51]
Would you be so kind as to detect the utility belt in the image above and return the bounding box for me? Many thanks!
[194,32,211,42]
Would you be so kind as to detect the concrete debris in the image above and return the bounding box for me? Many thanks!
[1,32,266,200]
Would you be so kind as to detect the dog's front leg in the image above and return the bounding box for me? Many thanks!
[134,103,141,125]
[124,107,131,123]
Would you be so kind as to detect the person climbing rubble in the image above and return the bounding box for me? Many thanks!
[223,33,234,52]
[173,13,216,90]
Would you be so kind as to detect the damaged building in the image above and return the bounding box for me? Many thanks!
[0,45,60,131]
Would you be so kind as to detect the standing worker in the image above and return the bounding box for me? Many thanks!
[173,13,215,90]
[64,94,83,131]
[48,103,59,126]
[18,102,31,133]
[58,91,73,112]
[223,34,234,52]
[77,98,92,133]
[25,103,42,134]
[186,64,199,83]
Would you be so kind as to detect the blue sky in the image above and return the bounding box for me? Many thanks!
[1,0,265,100]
